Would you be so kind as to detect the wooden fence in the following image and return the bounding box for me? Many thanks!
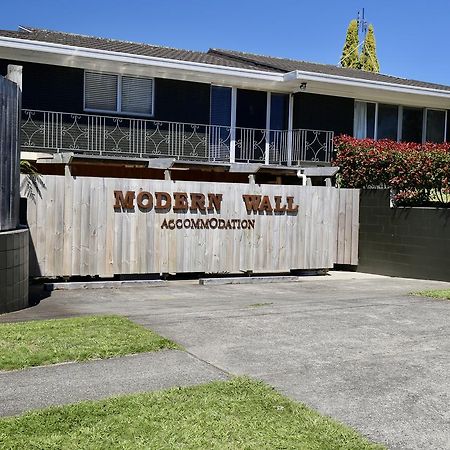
[0,75,21,231]
[335,188,359,266]
[23,174,359,277]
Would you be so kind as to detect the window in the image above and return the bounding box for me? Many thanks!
[401,107,423,143]
[84,71,154,116]
[377,104,399,140]
[270,93,289,130]
[354,101,375,139]
[210,85,231,127]
[354,101,448,143]
[426,109,447,143]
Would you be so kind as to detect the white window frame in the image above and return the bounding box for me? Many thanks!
[84,71,154,117]
[354,100,448,143]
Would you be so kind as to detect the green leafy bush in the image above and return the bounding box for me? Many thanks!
[334,136,450,206]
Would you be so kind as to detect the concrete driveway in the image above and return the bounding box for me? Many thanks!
[2,272,450,450]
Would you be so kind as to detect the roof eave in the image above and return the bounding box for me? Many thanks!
[0,36,449,105]
[0,36,286,90]
[283,70,450,108]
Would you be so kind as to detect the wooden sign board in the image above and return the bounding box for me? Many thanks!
[23,175,358,277]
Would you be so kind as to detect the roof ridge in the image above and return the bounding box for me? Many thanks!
[207,49,285,72]
[210,47,337,68]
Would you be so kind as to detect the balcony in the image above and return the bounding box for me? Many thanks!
[21,110,334,165]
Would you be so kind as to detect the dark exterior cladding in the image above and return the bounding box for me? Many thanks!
[0,60,84,112]
[293,92,354,136]
[153,78,210,124]
[0,60,211,124]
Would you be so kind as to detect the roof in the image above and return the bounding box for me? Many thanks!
[0,27,449,92]
[207,49,450,92]
[0,27,259,71]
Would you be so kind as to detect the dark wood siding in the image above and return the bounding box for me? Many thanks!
[447,111,450,142]
[0,60,84,113]
[236,89,267,129]
[0,60,211,123]
[154,78,210,124]
[293,92,354,136]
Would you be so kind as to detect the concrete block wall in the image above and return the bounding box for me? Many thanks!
[358,189,450,282]
[0,228,29,313]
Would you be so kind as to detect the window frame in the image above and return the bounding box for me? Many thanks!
[84,71,155,118]
[424,108,448,143]
[354,100,448,143]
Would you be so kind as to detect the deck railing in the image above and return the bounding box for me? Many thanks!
[21,110,334,164]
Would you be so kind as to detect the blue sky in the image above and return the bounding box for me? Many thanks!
[2,0,449,86]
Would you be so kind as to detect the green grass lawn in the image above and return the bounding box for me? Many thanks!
[0,315,179,371]
[0,377,384,450]
[412,289,450,300]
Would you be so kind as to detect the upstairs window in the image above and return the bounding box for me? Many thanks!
[354,101,447,144]
[426,109,447,143]
[401,107,423,143]
[377,104,399,140]
[84,71,154,116]
[354,101,375,139]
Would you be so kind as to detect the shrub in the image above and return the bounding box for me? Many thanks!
[333,136,450,206]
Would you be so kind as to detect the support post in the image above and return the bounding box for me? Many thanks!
[230,87,237,163]
[287,93,294,166]
[265,92,271,165]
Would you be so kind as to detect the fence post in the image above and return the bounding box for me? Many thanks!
[6,65,22,91]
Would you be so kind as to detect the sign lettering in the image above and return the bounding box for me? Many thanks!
[113,190,298,230]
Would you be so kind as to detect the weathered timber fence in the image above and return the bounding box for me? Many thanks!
[23,174,359,278]
[0,74,20,231]
[0,67,29,314]
[335,188,359,266]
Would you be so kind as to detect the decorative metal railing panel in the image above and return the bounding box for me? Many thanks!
[291,129,335,163]
[21,110,334,164]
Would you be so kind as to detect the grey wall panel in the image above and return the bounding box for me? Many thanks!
[358,189,450,282]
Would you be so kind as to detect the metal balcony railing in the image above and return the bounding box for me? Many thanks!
[21,110,334,164]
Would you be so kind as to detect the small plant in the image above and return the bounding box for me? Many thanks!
[20,160,45,203]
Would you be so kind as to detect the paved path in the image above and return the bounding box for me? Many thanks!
[0,351,227,417]
[2,272,450,449]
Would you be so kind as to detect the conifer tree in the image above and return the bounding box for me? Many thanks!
[340,20,360,69]
[360,25,380,73]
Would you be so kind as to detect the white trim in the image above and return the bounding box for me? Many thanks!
[1,36,449,100]
[287,94,294,166]
[230,87,237,163]
[0,36,282,82]
[374,102,379,140]
[265,92,271,165]
[422,109,428,144]
[284,69,450,98]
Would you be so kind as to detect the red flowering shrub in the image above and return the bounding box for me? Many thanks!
[333,136,450,206]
